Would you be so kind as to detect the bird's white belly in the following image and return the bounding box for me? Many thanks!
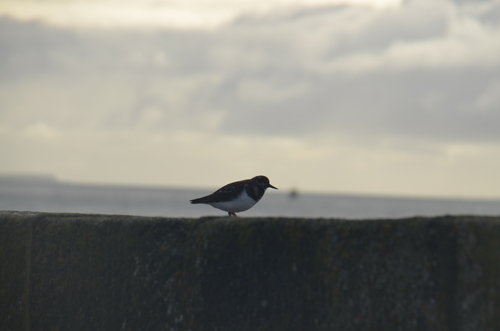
[210,190,257,213]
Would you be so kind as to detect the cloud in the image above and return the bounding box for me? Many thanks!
[1,1,499,142]
[21,121,62,140]
[474,79,500,111]
[0,0,403,29]
[1,0,500,196]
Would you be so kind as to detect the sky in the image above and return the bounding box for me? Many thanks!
[1,0,500,198]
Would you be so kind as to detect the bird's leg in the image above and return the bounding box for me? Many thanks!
[228,212,237,217]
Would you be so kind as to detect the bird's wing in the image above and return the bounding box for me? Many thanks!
[190,180,248,204]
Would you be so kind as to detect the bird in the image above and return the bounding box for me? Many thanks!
[190,175,278,217]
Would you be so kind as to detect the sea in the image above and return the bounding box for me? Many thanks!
[1,176,500,219]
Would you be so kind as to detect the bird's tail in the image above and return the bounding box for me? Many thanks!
[190,198,205,204]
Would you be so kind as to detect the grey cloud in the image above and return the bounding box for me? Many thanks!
[1,0,499,144]
[214,68,500,142]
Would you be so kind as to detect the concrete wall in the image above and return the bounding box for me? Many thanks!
[0,211,499,331]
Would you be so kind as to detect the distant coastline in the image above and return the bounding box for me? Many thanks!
[0,174,58,185]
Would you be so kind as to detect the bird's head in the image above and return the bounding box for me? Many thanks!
[252,175,278,190]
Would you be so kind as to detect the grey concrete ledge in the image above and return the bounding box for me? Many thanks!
[1,212,499,331]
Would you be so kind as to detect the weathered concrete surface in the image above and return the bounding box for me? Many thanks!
[0,211,499,331]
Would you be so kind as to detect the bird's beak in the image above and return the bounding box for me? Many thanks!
[269,184,278,190]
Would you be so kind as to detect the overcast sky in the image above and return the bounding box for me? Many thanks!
[1,0,500,198]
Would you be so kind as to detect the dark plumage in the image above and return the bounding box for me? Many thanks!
[190,175,277,216]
